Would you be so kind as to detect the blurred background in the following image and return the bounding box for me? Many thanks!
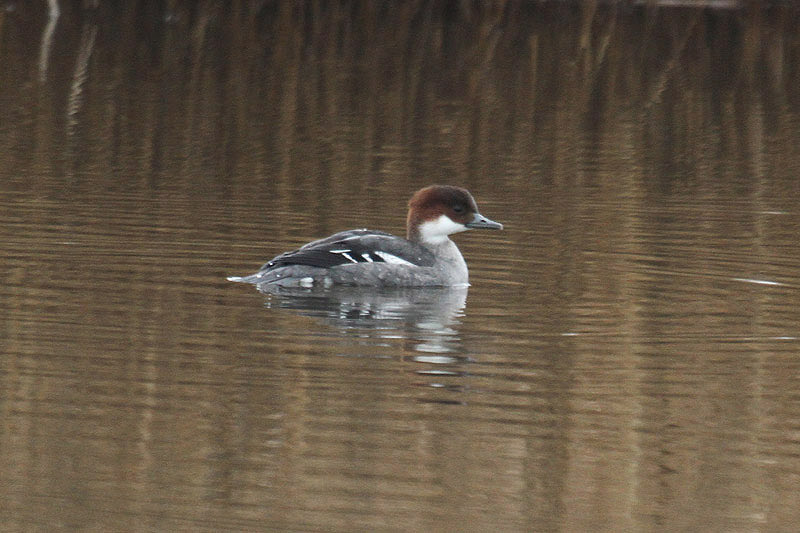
[2,1,800,531]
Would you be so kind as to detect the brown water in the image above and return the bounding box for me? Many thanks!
[2,2,800,532]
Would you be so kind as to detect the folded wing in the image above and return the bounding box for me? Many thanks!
[260,229,436,271]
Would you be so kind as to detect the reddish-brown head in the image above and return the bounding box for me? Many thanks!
[406,185,502,244]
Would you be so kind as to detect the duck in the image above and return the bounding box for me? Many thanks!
[228,185,502,287]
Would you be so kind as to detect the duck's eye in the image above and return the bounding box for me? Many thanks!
[453,205,465,214]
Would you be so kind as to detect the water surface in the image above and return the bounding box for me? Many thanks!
[2,2,800,532]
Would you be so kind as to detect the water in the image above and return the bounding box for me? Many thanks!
[2,2,800,531]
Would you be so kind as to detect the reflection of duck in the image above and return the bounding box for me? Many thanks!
[261,285,468,353]
[228,185,502,288]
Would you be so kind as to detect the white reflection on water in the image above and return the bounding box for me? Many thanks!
[259,285,468,354]
[731,278,786,286]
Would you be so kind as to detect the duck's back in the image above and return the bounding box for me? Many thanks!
[228,229,448,287]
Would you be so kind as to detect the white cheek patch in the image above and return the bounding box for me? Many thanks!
[418,214,467,244]
[374,251,416,266]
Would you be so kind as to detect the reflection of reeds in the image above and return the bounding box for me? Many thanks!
[3,2,800,196]
[0,0,794,233]
[66,24,97,136]
[38,0,61,82]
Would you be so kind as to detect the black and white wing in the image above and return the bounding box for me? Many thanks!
[259,229,435,271]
